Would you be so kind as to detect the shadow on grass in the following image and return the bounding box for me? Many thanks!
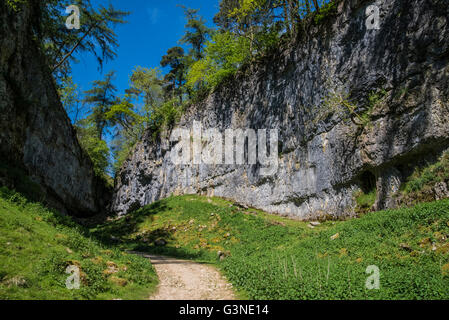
[90,200,207,261]
[129,244,206,261]
[90,201,165,243]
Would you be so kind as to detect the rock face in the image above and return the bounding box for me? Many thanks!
[0,2,110,217]
[113,0,449,219]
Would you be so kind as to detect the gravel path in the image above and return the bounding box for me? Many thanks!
[137,254,236,300]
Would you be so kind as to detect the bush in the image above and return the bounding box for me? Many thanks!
[148,98,183,137]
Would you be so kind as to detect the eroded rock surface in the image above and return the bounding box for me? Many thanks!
[0,2,110,216]
[113,0,449,219]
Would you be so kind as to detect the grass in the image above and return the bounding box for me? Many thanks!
[3,168,449,300]
[403,152,449,194]
[397,151,449,207]
[0,187,158,300]
[354,189,377,214]
[92,195,449,300]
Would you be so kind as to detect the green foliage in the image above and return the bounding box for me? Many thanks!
[0,187,157,300]
[110,138,135,174]
[6,0,27,11]
[40,1,129,79]
[366,89,387,110]
[322,89,387,128]
[186,32,251,91]
[108,67,165,173]
[160,47,187,100]
[228,0,266,21]
[226,0,284,52]
[314,0,337,25]
[93,194,449,299]
[349,89,387,127]
[179,6,213,61]
[75,120,110,177]
[58,76,84,123]
[106,95,144,138]
[128,66,164,115]
[83,71,118,140]
[354,190,377,214]
[401,152,449,198]
[148,99,183,137]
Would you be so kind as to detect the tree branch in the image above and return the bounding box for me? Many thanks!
[51,24,95,73]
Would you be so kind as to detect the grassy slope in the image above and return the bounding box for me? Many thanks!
[93,195,449,300]
[0,187,158,300]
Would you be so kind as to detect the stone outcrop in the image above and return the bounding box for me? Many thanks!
[112,0,449,219]
[0,2,110,217]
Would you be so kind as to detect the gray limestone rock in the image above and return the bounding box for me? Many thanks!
[112,0,449,219]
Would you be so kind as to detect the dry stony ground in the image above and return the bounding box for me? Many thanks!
[138,254,236,300]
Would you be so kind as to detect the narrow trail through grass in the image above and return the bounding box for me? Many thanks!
[93,195,449,300]
[132,252,235,300]
[3,184,449,300]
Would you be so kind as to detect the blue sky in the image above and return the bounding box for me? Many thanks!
[71,0,220,96]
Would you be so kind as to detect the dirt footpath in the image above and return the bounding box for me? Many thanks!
[141,254,236,300]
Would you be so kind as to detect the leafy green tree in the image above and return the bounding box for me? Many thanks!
[106,95,143,139]
[214,0,331,48]
[57,76,111,176]
[213,0,241,31]
[107,67,165,173]
[215,0,282,53]
[106,95,145,173]
[149,98,183,135]
[109,134,134,174]
[83,71,117,140]
[127,66,164,118]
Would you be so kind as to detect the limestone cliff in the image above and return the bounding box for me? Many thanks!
[0,2,110,217]
[113,0,449,219]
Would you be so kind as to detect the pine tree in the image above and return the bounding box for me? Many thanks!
[160,47,186,101]
[38,0,129,79]
[83,71,117,140]
[179,6,213,61]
